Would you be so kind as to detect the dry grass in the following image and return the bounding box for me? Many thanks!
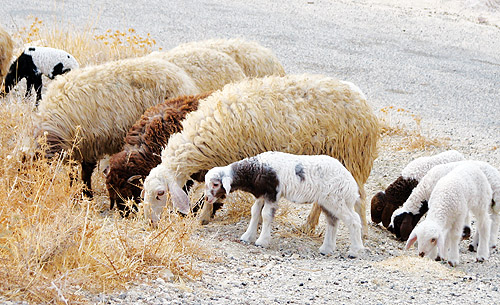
[0,19,205,304]
[12,16,157,66]
[378,105,448,151]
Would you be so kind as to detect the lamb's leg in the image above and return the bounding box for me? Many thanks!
[241,198,265,244]
[462,212,471,240]
[255,201,277,248]
[81,161,96,198]
[199,201,213,225]
[319,208,339,255]
[489,213,499,249]
[339,207,365,258]
[301,202,321,233]
[476,213,491,262]
[447,227,462,267]
[356,187,368,237]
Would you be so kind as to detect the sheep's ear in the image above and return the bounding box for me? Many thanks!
[168,181,190,215]
[103,165,110,176]
[405,231,418,250]
[127,175,142,185]
[222,176,232,195]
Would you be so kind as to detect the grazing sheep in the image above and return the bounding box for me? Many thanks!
[0,26,14,86]
[204,151,365,257]
[4,46,79,104]
[170,38,285,77]
[371,150,465,228]
[390,160,500,241]
[35,55,199,196]
[147,47,245,92]
[142,74,379,231]
[405,163,493,266]
[105,92,211,213]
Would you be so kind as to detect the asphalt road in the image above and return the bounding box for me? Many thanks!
[2,0,499,140]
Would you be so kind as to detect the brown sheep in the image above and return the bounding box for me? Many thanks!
[105,92,212,214]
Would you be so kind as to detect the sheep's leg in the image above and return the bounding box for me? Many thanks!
[356,187,368,237]
[319,211,339,255]
[338,206,364,258]
[81,161,96,198]
[475,213,491,262]
[447,227,462,267]
[489,213,499,249]
[199,201,213,225]
[33,74,43,104]
[241,198,265,244]
[300,202,321,233]
[255,201,277,248]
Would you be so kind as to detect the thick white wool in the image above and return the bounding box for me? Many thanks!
[391,160,500,226]
[407,163,493,265]
[24,46,79,78]
[400,150,465,180]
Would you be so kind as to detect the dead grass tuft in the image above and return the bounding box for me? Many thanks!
[379,106,448,151]
[0,19,205,304]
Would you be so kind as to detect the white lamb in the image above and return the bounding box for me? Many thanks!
[391,160,500,246]
[204,151,365,258]
[405,163,493,266]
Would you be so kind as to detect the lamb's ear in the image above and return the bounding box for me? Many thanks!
[127,175,142,185]
[222,176,232,195]
[405,231,418,250]
[168,181,190,215]
[437,234,445,257]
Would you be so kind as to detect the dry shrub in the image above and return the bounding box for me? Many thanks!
[13,16,157,66]
[379,106,448,151]
[0,20,205,304]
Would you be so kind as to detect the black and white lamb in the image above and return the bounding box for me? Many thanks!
[204,151,365,258]
[4,46,79,104]
[405,163,493,266]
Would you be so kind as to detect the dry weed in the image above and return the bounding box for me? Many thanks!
[0,19,205,304]
[379,105,448,151]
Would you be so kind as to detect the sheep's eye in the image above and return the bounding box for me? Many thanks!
[431,238,437,244]
[157,190,165,197]
[212,182,219,188]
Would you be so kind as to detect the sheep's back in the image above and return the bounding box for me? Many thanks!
[36,56,199,162]
[171,38,285,78]
[163,74,379,185]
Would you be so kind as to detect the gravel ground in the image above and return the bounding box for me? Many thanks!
[1,0,499,304]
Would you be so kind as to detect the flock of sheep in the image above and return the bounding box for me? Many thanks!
[1,25,499,266]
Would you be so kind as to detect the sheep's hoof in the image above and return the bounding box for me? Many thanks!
[447,261,457,267]
[255,238,269,248]
[347,254,357,259]
[200,219,210,225]
[468,244,477,252]
[319,247,334,256]
[462,226,471,240]
[435,256,442,262]
[476,257,485,263]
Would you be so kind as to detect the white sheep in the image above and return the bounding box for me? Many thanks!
[142,74,380,231]
[391,160,500,245]
[204,151,365,257]
[0,25,14,86]
[4,46,79,104]
[170,38,285,77]
[405,163,493,266]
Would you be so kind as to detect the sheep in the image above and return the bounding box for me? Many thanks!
[105,91,212,214]
[390,160,500,241]
[371,150,465,228]
[147,47,245,92]
[0,25,14,86]
[405,163,493,266]
[4,46,79,105]
[169,38,285,77]
[204,151,366,257]
[142,74,380,232]
[35,55,199,196]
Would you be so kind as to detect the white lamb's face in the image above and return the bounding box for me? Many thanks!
[204,168,226,204]
[415,223,440,257]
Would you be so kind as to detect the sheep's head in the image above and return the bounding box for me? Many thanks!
[405,221,442,258]
[142,165,190,224]
[370,191,386,224]
[379,176,419,228]
[204,166,232,204]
